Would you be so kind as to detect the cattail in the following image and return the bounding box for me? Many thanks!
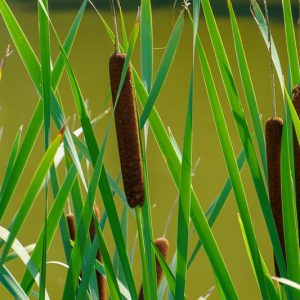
[138,238,169,300]
[266,117,284,276]
[292,85,300,238]
[90,203,106,300]
[109,52,145,208]
[66,213,76,242]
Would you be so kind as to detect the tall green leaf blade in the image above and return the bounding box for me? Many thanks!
[175,73,193,300]
[281,0,300,85]
[197,34,268,299]
[62,134,111,300]
[132,67,238,299]
[0,226,47,296]
[237,215,280,300]
[140,0,153,91]
[0,102,43,221]
[140,12,184,128]
[0,266,30,300]
[0,0,87,191]
[188,148,247,268]
[37,1,51,297]
[1,131,63,262]
[20,162,79,293]
[200,0,286,282]
[282,91,300,297]
[0,126,22,195]
[227,0,267,179]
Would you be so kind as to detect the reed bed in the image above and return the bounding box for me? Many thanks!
[0,0,300,299]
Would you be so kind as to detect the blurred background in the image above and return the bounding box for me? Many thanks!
[0,1,299,299]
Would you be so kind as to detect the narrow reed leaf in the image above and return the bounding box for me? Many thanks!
[250,1,284,90]
[200,0,286,283]
[152,241,176,298]
[116,0,128,51]
[281,0,300,86]
[1,131,63,262]
[0,0,40,85]
[62,133,108,300]
[140,11,184,128]
[227,0,267,178]
[0,266,30,300]
[51,0,88,88]
[132,66,238,299]
[95,261,131,300]
[175,2,199,296]
[0,226,48,296]
[197,35,268,299]
[0,102,43,220]
[237,215,280,300]
[281,93,300,296]
[175,73,193,300]
[136,207,152,300]
[113,205,127,286]
[92,213,122,300]
[0,0,87,190]
[38,0,51,149]
[141,0,153,91]
[0,125,22,195]
[38,1,51,297]
[188,148,247,268]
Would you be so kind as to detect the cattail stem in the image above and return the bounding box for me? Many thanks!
[138,238,169,300]
[266,117,284,276]
[109,53,145,208]
[89,203,106,300]
[292,85,300,246]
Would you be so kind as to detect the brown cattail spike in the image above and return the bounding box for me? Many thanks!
[138,237,169,300]
[109,53,145,208]
[90,203,106,300]
[66,213,76,242]
[266,117,284,276]
[292,84,300,246]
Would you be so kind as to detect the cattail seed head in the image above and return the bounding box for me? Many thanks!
[266,117,284,276]
[66,213,76,242]
[154,238,169,286]
[138,237,169,300]
[109,53,145,208]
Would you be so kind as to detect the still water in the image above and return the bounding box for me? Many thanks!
[0,2,291,299]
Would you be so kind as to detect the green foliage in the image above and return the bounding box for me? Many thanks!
[0,0,299,299]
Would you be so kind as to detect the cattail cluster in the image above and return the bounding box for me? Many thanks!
[138,237,169,300]
[66,203,106,299]
[109,52,145,208]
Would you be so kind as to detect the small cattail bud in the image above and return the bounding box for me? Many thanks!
[139,237,169,300]
[109,53,145,208]
[66,213,76,242]
[266,117,284,276]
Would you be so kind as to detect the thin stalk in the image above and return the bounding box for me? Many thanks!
[136,207,151,300]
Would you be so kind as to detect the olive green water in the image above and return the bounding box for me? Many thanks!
[0,3,292,299]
